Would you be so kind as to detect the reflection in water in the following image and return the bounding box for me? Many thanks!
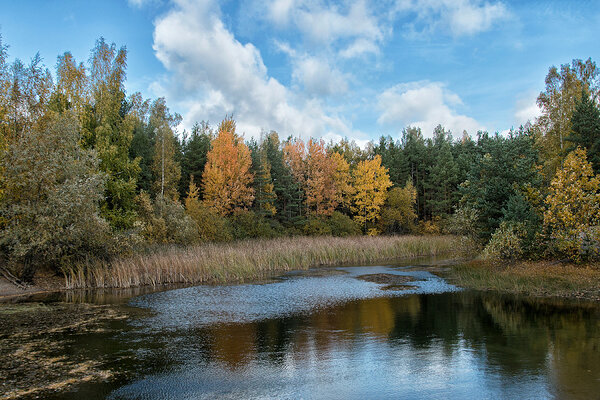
[15,264,600,400]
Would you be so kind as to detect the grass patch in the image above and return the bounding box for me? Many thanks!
[64,235,462,289]
[448,260,600,300]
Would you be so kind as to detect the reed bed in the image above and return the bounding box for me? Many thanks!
[64,235,461,289]
[449,260,600,300]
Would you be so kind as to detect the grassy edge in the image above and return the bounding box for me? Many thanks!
[446,260,600,301]
[63,235,463,289]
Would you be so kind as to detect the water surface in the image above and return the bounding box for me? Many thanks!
[2,261,599,399]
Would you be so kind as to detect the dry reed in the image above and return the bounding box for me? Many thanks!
[64,235,461,289]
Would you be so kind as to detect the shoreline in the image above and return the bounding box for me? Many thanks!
[2,237,599,303]
[1,235,461,299]
[445,260,600,302]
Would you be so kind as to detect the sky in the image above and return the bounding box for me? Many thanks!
[1,0,599,144]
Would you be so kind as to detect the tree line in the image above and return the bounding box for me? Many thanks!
[1,35,599,280]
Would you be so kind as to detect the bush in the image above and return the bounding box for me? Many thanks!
[327,211,361,237]
[482,222,526,261]
[228,210,280,240]
[136,193,199,245]
[419,216,442,235]
[448,205,479,238]
[303,218,332,236]
[0,113,113,279]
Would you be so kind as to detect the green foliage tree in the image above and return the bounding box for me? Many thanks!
[426,129,460,218]
[180,121,212,200]
[460,129,541,241]
[566,89,600,173]
[150,98,181,200]
[0,113,110,279]
[82,38,140,229]
[535,58,600,180]
[379,181,417,234]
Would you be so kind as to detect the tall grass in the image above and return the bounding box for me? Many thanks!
[64,235,461,289]
[449,260,600,299]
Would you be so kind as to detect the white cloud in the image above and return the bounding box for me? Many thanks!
[377,81,483,136]
[291,56,349,96]
[152,0,352,139]
[514,91,541,126]
[267,0,385,58]
[393,0,509,37]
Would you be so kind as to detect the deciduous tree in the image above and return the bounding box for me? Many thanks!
[202,118,254,215]
[351,155,392,234]
[544,147,600,261]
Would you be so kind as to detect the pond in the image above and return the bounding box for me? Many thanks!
[1,259,599,399]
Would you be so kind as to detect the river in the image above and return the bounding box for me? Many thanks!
[1,258,599,399]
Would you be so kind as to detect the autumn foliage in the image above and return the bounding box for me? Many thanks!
[351,155,392,234]
[202,118,254,215]
[544,147,600,260]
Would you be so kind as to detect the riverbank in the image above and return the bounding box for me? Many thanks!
[447,260,600,301]
[63,235,461,289]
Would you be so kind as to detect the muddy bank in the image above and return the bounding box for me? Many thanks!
[0,274,65,301]
[355,273,418,290]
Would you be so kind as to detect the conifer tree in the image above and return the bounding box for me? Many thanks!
[566,89,600,173]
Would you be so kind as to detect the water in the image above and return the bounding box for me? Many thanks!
[2,261,599,399]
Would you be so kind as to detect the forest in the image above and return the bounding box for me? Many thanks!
[1,35,600,282]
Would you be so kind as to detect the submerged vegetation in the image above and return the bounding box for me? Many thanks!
[64,235,460,289]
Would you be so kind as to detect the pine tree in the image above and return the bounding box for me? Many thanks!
[566,89,600,173]
[180,121,212,200]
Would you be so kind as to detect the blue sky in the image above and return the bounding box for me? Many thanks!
[1,0,599,144]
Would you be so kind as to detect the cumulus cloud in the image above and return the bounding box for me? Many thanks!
[394,0,509,37]
[377,81,483,136]
[152,0,351,139]
[292,56,349,96]
[514,91,541,126]
[267,0,385,58]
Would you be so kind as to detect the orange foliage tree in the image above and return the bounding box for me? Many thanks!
[202,118,254,215]
[284,138,350,217]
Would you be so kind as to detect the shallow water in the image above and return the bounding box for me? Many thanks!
[3,261,600,399]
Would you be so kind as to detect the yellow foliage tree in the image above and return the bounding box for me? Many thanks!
[544,147,600,260]
[330,151,354,210]
[202,118,254,215]
[351,155,392,234]
[379,180,417,234]
[185,177,231,242]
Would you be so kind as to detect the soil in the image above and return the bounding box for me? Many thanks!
[0,271,65,301]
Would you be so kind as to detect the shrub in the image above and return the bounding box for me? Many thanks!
[228,210,279,240]
[0,113,113,279]
[419,216,442,235]
[327,211,361,237]
[303,218,332,236]
[482,222,526,261]
[136,193,198,245]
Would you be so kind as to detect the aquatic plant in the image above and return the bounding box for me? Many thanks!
[64,235,461,289]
